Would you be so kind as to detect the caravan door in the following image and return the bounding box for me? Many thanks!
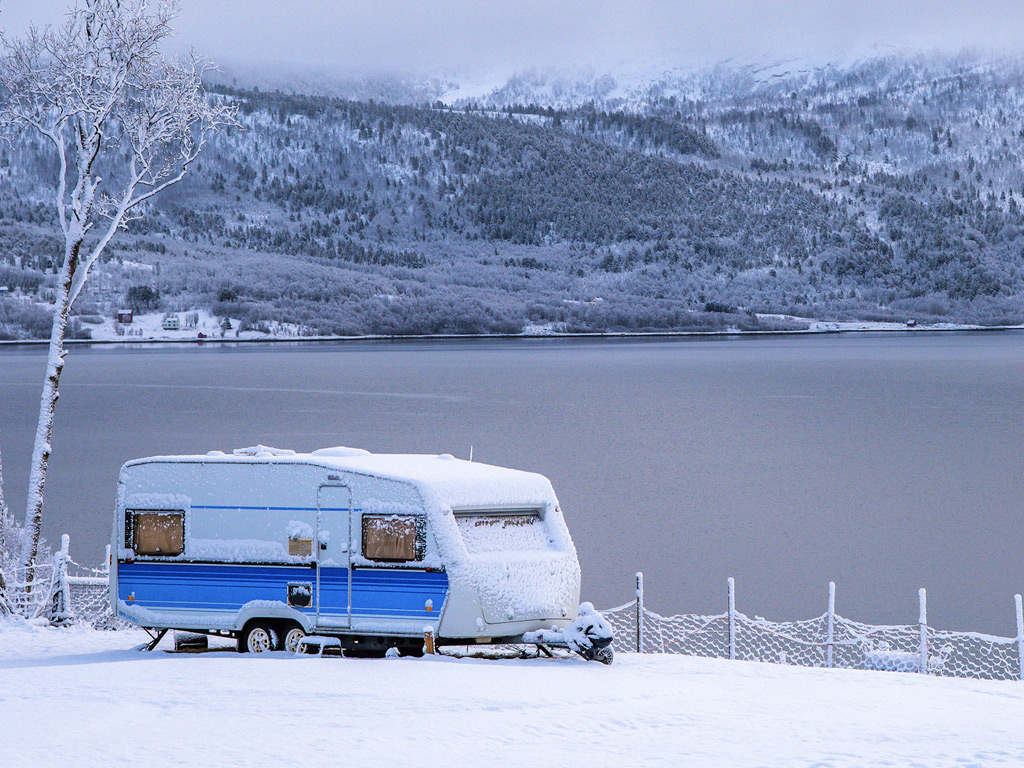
[315,484,352,629]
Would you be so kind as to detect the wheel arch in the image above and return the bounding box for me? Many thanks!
[234,601,314,634]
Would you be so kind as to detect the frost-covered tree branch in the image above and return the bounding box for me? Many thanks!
[0,0,237,604]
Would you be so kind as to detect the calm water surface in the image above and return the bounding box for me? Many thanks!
[1,333,1023,634]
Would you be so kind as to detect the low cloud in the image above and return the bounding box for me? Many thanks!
[5,0,1024,76]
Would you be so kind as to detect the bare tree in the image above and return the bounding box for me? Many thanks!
[0,0,237,603]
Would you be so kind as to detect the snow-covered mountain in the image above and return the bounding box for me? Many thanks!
[5,52,1024,339]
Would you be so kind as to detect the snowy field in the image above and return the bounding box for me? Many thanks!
[11,307,1007,346]
[78,308,305,342]
[3,622,1024,767]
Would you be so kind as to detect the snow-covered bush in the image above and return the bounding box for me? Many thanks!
[0,503,52,618]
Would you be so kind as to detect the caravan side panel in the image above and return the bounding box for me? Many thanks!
[114,458,450,636]
[115,460,326,631]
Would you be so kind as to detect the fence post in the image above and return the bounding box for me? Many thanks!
[826,581,836,669]
[728,577,736,661]
[104,544,111,574]
[1015,594,1024,682]
[918,588,928,675]
[46,533,73,626]
[635,571,644,653]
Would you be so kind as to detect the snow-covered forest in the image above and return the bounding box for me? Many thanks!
[4,53,1024,338]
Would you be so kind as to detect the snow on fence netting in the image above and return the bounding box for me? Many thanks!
[600,604,1024,679]
[63,541,129,631]
[601,576,1024,681]
[56,544,1024,681]
[67,576,127,631]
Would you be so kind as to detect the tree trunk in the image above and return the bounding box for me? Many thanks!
[0,429,8,546]
[16,240,80,608]
[0,431,6,516]
[0,431,12,615]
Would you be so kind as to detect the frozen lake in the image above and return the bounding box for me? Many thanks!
[1,333,1023,634]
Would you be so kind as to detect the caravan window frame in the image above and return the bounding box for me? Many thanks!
[126,508,185,557]
[360,514,426,563]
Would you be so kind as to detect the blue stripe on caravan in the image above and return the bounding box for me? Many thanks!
[119,562,318,614]
[356,567,446,621]
[118,561,449,624]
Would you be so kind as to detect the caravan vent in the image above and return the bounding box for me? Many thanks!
[287,582,313,608]
[311,446,371,458]
[233,445,296,457]
[288,538,313,557]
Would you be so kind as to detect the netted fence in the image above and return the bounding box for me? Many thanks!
[4,561,56,620]
[47,537,1024,681]
[602,575,1024,681]
[67,576,125,631]
[65,541,128,631]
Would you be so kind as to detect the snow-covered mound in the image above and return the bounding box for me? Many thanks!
[2,622,1023,767]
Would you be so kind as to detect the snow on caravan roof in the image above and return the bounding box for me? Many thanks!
[129,446,557,510]
[319,451,556,510]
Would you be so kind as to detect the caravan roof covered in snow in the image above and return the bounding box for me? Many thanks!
[125,446,557,510]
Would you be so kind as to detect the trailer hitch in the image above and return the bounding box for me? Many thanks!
[575,634,614,665]
[522,603,615,664]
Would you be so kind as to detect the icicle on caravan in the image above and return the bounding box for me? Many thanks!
[110,446,614,662]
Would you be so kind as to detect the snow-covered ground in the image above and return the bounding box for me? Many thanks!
[2,622,1023,767]
[79,313,1015,344]
[78,308,306,342]
[806,319,995,332]
[0,304,1015,346]
[757,313,1001,333]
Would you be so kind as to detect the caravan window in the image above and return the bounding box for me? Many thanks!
[455,510,551,554]
[129,510,184,556]
[362,515,422,562]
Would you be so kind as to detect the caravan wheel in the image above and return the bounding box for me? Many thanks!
[239,622,278,654]
[280,623,306,653]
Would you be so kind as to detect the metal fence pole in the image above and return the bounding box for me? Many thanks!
[636,572,644,653]
[1015,594,1024,682]
[728,577,736,661]
[826,581,836,669]
[918,587,928,675]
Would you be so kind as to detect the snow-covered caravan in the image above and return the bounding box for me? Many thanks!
[111,446,612,660]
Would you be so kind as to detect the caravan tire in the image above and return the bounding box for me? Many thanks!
[280,623,306,653]
[239,621,278,654]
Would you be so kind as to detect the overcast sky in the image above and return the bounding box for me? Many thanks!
[4,1,1024,76]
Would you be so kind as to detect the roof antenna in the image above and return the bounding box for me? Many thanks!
[469,445,474,462]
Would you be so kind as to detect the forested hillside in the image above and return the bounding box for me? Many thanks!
[3,53,1024,338]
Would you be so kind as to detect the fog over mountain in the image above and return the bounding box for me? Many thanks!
[5,0,1024,82]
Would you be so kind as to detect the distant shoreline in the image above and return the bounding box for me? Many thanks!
[2,323,1022,348]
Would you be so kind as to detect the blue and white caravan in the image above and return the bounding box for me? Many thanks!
[111,445,613,661]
